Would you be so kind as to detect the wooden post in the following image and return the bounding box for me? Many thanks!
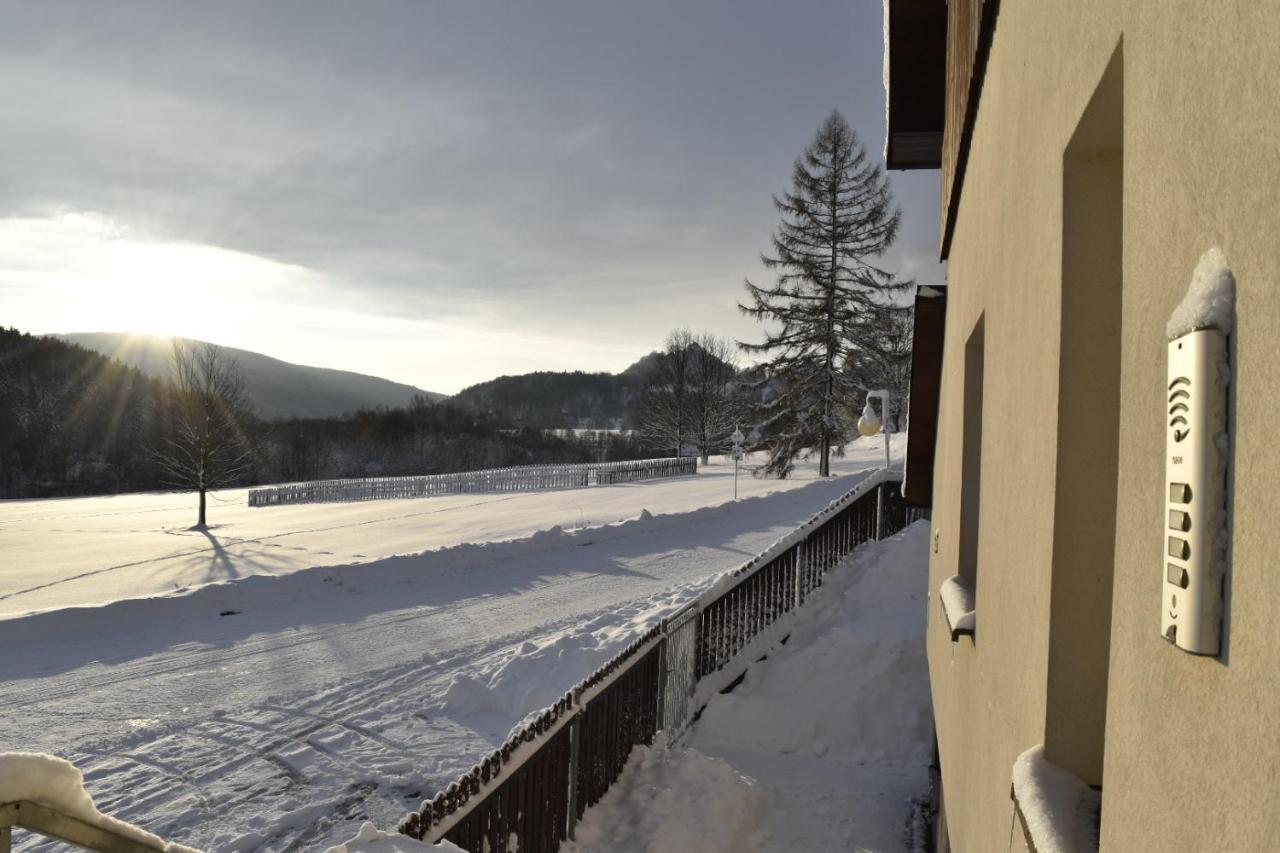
[566,707,582,840]
[655,624,669,733]
[875,483,885,540]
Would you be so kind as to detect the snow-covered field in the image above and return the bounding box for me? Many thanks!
[2,444,884,619]
[1,437,902,851]
[563,523,933,853]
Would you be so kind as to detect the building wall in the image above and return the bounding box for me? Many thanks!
[926,2,1280,850]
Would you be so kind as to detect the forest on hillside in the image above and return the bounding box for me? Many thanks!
[0,328,657,499]
[449,369,643,430]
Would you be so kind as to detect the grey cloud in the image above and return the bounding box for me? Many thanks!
[1,0,943,351]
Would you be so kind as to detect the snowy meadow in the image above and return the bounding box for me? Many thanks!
[2,439,907,850]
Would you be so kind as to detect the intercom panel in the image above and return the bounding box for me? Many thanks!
[1161,328,1228,655]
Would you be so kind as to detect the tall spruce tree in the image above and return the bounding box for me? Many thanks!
[740,110,911,477]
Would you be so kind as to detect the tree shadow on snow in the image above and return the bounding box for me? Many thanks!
[1,472,869,681]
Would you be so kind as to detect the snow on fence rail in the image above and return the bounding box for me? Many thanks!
[0,752,196,852]
[398,469,923,853]
[247,457,697,507]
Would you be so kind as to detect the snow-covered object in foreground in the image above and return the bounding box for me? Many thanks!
[323,821,461,852]
[1012,745,1101,853]
[939,574,975,636]
[562,739,771,853]
[0,752,199,852]
[1166,247,1235,341]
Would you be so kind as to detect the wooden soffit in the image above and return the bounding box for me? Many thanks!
[940,0,1000,259]
[884,0,946,170]
[903,285,947,507]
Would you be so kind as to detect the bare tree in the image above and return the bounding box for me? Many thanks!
[154,341,255,527]
[688,333,742,464]
[636,329,695,457]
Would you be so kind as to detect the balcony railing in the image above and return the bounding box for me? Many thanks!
[400,468,923,852]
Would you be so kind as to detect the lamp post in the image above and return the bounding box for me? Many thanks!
[731,426,745,501]
[857,389,893,472]
[858,390,893,536]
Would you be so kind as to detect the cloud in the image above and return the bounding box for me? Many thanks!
[0,0,945,391]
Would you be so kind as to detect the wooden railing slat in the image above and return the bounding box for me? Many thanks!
[0,801,165,853]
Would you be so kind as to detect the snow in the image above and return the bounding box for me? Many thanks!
[563,738,771,853]
[0,436,903,619]
[1011,745,1101,853]
[323,821,459,852]
[566,523,933,853]
[1,437,903,851]
[883,0,891,159]
[695,466,891,608]
[0,752,198,852]
[939,574,976,635]
[1166,247,1235,340]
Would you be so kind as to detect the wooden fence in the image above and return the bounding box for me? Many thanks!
[0,799,168,852]
[247,457,697,507]
[400,468,922,852]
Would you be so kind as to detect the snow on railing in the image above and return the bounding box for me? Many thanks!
[398,469,921,853]
[0,752,197,852]
[247,457,697,507]
[398,625,666,851]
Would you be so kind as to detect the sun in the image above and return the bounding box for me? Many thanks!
[100,241,229,340]
[58,217,307,344]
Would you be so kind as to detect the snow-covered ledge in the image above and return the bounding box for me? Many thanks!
[1011,746,1101,853]
[0,752,199,851]
[939,575,975,640]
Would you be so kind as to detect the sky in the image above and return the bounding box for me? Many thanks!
[0,1,944,395]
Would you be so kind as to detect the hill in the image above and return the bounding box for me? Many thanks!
[62,332,443,420]
[0,327,622,498]
[450,345,745,430]
[449,369,643,430]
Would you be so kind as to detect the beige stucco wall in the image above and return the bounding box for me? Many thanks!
[926,2,1280,851]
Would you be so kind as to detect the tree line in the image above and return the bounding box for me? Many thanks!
[0,328,659,513]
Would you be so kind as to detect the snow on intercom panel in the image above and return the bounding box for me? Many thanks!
[1162,328,1228,655]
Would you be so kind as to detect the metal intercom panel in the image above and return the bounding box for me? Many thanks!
[1162,328,1228,655]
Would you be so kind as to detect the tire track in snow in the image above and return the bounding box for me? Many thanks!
[4,466,890,850]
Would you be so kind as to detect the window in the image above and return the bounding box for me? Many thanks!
[1043,44,1123,790]
[958,315,985,594]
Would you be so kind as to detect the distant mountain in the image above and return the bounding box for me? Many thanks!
[61,333,444,421]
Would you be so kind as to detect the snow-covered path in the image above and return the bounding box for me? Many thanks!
[1,440,901,851]
[564,523,934,853]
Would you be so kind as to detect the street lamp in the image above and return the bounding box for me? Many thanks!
[731,426,745,501]
[858,389,893,472]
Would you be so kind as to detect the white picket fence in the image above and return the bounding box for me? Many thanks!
[247,457,697,507]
